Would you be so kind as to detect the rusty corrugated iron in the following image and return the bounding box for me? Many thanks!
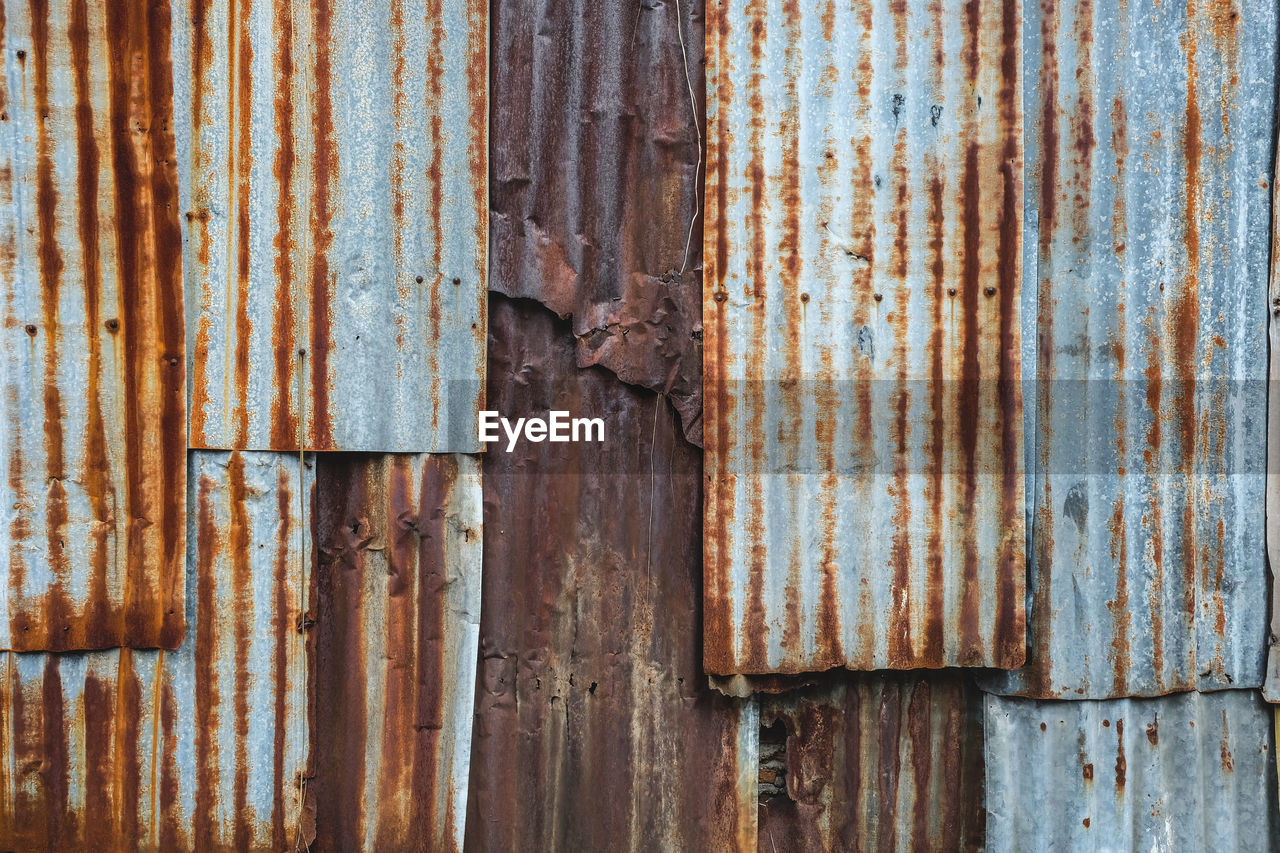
[172,0,487,453]
[489,0,705,445]
[467,295,756,852]
[0,0,186,651]
[984,690,1279,850]
[703,0,1025,675]
[0,451,311,851]
[985,0,1275,700]
[311,452,481,852]
[757,672,985,853]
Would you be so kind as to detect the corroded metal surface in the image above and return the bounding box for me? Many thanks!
[311,453,481,853]
[986,0,1275,700]
[757,672,985,853]
[0,451,311,851]
[984,690,1279,851]
[173,0,487,453]
[467,296,756,852]
[703,0,1025,674]
[489,0,705,445]
[0,0,186,651]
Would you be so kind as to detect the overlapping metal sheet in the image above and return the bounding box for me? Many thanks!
[703,0,1025,674]
[467,296,756,852]
[311,452,481,853]
[984,690,1279,851]
[172,0,487,453]
[984,0,1275,700]
[0,0,186,651]
[757,672,985,853]
[490,0,705,445]
[0,450,311,851]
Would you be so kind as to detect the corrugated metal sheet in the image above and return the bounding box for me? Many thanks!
[490,0,705,445]
[311,452,481,853]
[757,672,985,853]
[985,0,1275,700]
[0,0,186,651]
[984,690,1279,851]
[172,0,487,453]
[703,0,1025,674]
[0,450,311,851]
[467,295,756,852]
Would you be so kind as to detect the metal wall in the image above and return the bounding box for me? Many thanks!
[467,295,757,853]
[985,690,1279,851]
[757,672,986,853]
[489,0,705,445]
[0,0,186,651]
[984,0,1276,700]
[0,451,311,851]
[311,452,481,853]
[172,0,487,453]
[703,0,1026,674]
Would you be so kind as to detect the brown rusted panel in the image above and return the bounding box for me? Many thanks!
[310,452,481,853]
[0,451,311,851]
[467,295,755,852]
[703,0,1025,674]
[490,0,705,445]
[0,0,186,650]
[758,672,985,852]
[175,0,487,453]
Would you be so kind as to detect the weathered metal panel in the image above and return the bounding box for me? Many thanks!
[311,452,481,853]
[490,0,705,445]
[985,0,1275,700]
[173,0,487,453]
[984,690,1279,851]
[0,0,186,650]
[703,0,1025,674]
[0,450,311,851]
[467,295,756,852]
[756,672,985,853]
[1264,96,1280,706]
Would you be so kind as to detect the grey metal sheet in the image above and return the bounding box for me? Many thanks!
[173,0,487,452]
[984,690,1279,851]
[704,0,1026,674]
[0,0,186,650]
[0,451,311,850]
[985,0,1275,699]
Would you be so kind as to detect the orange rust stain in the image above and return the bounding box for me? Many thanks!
[193,473,221,849]
[1114,718,1126,790]
[230,0,255,451]
[309,0,336,449]
[269,0,298,449]
[67,0,111,650]
[270,467,292,847]
[28,0,74,649]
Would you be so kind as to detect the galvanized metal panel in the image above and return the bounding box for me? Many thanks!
[985,0,1275,700]
[173,0,487,453]
[704,0,1025,673]
[467,295,756,852]
[0,450,311,851]
[0,0,186,650]
[311,452,481,853]
[756,672,985,853]
[490,0,705,445]
[984,690,1279,851]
